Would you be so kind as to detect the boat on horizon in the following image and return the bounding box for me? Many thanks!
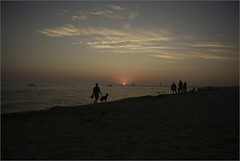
[28,80,36,86]
[28,83,36,86]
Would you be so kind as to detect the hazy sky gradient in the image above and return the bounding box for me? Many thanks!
[2,1,239,86]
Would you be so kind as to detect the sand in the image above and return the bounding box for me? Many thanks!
[1,87,239,160]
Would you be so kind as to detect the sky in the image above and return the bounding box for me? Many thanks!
[1,1,239,86]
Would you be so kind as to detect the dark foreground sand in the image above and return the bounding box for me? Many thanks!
[1,87,239,160]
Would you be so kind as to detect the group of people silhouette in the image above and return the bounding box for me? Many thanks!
[171,80,187,94]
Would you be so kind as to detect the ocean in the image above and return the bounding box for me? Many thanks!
[1,84,172,114]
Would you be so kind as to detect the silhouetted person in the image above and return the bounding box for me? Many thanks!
[178,80,183,94]
[183,82,187,94]
[93,83,102,103]
[171,82,177,94]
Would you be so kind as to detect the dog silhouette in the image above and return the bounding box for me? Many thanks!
[100,94,108,103]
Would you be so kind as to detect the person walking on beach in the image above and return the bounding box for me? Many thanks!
[93,83,102,103]
[178,80,183,94]
[171,82,177,94]
[183,82,187,94]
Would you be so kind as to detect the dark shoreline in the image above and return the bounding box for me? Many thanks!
[1,87,239,159]
[2,86,238,117]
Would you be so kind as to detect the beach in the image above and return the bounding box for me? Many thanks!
[1,87,239,160]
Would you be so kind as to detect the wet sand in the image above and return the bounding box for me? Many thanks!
[1,87,239,160]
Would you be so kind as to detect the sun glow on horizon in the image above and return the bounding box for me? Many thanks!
[1,2,239,87]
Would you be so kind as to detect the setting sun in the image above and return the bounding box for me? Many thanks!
[1,1,239,159]
[1,1,238,87]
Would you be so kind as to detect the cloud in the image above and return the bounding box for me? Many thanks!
[38,24,171,40]
[89,9,138,20]
[70,4,138,20]
[71,15,86,20]
[79,28,173,51]
[185,51,239,60]
[38,24,238,61]
[193,53,239,60]
[150,54,184,60]
[38,24,80,37]
[105,4,125,11]
[188,42,234,48]
[210,49,238,55]
[150,50,239,61]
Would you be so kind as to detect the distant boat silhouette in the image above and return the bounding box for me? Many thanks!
[28,83,35,86]
[28,80,36,86]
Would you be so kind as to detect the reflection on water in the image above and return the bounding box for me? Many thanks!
[1,85,172,114]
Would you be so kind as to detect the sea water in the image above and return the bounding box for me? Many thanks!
[1,85,172,114]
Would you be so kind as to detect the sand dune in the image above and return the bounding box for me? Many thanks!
[1,87,239,159]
